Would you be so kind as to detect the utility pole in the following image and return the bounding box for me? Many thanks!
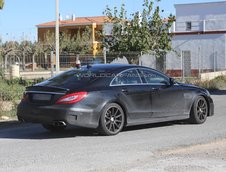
[55,0,60,74]
[103,47,107,64]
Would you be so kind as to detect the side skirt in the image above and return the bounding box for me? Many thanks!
[126,114,189,127]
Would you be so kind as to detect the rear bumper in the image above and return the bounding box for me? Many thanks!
[17,102,100,129]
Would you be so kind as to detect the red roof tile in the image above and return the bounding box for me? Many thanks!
[37,16,107,28]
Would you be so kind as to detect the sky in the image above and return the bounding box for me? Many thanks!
[0,0,224,42]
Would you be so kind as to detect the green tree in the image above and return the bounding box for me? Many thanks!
[103,0,175,57]
[0,0,4,9]
[60,27,92,54]
[0,41,20,59]
[38,28,92,55]
[19,40,34,70]
[0,41,21,70]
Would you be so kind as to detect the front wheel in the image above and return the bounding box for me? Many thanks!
[98,103,125,136]
[189,96,208,124]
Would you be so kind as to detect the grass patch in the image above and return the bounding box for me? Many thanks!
[0,74,44,118]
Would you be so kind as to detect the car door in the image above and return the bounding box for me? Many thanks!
[110,68,152,121]
[138,68,185,119]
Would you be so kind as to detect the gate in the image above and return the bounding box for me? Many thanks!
[182,51,191,77]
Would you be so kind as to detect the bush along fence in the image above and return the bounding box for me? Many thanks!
[0,73,44,118]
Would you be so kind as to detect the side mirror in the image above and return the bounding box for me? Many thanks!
[169,78,175,85]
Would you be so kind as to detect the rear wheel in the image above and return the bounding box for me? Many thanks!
[98,103,125,136]
[189,96,208,124]
[42,124,66,132]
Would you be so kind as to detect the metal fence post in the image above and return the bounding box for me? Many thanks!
[198,46,201,78]
[44,53,48,70]
[32,54,35,72]
[51,51,54,77]
[181,51,184,82]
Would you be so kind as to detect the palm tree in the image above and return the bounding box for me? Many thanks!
[0,0,4,10]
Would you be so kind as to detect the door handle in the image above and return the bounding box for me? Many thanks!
[151,88,159,91]
[121,88,128,93]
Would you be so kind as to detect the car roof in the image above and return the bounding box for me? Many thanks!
[80,64,164,74]
[83,63,135,68]
[81,64,138,71]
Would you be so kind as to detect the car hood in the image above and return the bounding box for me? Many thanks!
[177,82,209,94]
[177,82,199,88]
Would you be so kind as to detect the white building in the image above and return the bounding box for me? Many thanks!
[166,1,226,77]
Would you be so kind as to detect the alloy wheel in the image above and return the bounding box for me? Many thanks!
[196,98,208,121]
[104,106,124,134]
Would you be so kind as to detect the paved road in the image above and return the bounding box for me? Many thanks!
[0,93,226,172]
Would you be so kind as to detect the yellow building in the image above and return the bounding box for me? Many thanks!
[37,16,107,55]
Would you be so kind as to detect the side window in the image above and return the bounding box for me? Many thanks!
[111,69,141,85]
[139,69,169,85]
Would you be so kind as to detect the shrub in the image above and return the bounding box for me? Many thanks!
[0,78,25,101]
[0,75,44,117]
[182,75,226,90]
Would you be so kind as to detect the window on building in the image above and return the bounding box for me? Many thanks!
[186,22,192,31]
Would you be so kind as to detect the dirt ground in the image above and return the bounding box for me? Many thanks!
[126,138,226,172]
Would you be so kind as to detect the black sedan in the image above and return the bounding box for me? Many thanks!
[17,64,214,135]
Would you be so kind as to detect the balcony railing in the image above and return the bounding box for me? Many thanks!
[170,19,226,33]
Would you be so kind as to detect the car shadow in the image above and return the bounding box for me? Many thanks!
[123,120,189,133]
[209,89,226,95]
[0,124,99,140]
[0,120,190,140]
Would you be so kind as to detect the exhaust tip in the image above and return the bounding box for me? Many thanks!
[53,121,66,127]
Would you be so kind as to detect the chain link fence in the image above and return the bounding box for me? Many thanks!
[1,53,104,72]
[0,50,225,80]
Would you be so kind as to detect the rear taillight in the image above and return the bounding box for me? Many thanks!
[56,92,87,105]
[21,93,28,102]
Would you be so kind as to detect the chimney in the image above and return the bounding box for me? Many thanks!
[72,14,76,21]
[59,14,63,21]
[66,15,70,20]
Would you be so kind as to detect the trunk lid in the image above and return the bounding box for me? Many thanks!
[25,86,69,105]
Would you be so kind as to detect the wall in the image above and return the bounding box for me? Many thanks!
[172,2,226,33]
[139,54,156,69]
[201,70,226,81]
[166,33,226,76]
[175,2,226,22]
[38,28,55,41]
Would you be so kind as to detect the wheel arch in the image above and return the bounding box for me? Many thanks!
[98,99,128,126]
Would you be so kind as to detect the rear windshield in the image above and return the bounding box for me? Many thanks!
[48,69,96,85]
[46,67,111,85]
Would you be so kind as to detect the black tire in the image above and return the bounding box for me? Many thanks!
[42,124,66,132]
[98,103,125,136]
[189,96,208,124]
